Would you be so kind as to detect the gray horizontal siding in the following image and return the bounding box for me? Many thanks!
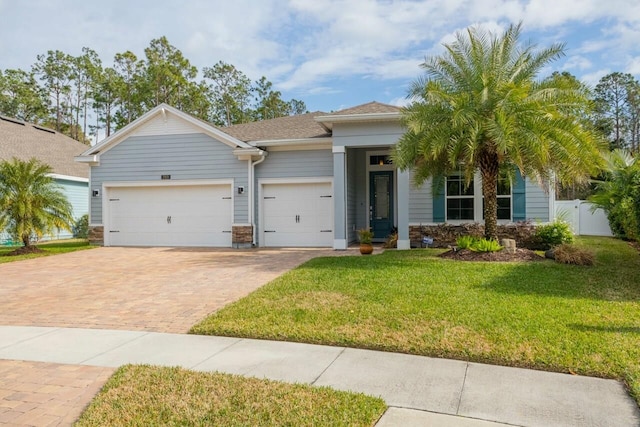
[90,133,247,224]
[332,122,403,148]
[255,150,333,179]
[409,173,433,223]
[525,179,550,221]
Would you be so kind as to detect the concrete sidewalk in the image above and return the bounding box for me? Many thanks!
[1,326,638,427]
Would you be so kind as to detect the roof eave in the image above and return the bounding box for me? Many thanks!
[315,112,401,127]
[75,155,99,165]
[232,147,268,161]
[248,137,333,147]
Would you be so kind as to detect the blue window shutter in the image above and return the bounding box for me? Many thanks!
[512,169,526,221]
[433,178,445,222]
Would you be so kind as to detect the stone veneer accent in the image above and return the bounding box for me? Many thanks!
[88,226,104,245]
[409,223,539,249]
[232,225,253,249]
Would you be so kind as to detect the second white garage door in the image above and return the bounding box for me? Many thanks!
[107,184,232,247]
[261,182,333,247]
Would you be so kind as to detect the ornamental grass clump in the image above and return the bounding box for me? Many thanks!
[553,244,595,266]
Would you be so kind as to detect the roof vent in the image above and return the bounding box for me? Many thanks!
[0,116,26,126]
[32,125,56,134]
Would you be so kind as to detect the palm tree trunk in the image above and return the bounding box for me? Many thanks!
[480,151,499,240]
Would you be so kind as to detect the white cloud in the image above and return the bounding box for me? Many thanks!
[563,55,593,71]
[625,57,640,75]
[2,0,640,112]
[580,69,611,87]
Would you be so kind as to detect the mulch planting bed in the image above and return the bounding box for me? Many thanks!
[439,248,545,262]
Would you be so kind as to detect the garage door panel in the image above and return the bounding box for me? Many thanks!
[107,184,232,247]
[262,182,333,247]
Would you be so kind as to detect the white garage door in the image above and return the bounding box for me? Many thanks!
[107,184,232,247]
[262,182,333,247]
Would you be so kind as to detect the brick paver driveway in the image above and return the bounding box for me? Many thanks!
[0,246,337,333]
[1,246,342,426]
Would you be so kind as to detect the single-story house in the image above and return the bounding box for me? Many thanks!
[0,116,89,242]
[75,102,553,249]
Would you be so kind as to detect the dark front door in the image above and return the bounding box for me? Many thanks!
[369,171,394,240]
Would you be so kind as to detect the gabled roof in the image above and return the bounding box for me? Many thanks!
[77,103,252,162]
[0,116,89,179]
[315,101,402,131]
[330,101,401,115]
[222,112,331,143]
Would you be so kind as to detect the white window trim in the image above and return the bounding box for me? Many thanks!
[445,172,513,224]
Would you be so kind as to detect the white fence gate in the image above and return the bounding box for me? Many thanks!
[554,200,613,236]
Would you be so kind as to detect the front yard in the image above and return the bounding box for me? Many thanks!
[0,239,93,263]
[76,365,386,426]
[192,237,640,404]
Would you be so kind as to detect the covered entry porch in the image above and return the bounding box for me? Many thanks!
[332,146,410,250]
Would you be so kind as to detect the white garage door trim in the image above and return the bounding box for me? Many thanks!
[259,177,333,248]
[103,179,234,247]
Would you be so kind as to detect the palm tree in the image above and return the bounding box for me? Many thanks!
[0,158,74,250]
[395,23,605,240]
[589,150,640,240]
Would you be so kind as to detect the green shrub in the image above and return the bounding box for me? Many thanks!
[470,238,503,252]
[589,150,640,242]
[73,214,89,239]
[553,244,595,266]
[535,221,574,249]
[456,235,476,250]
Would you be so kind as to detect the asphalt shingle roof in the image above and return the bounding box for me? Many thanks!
[328,101,401,115]
[222,112,330,142]
[221,102,400,143]
[0,116,89,178]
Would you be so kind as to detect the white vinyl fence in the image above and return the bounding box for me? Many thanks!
[554,200,613,236]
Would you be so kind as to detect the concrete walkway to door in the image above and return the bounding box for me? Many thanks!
[0,246,346,333]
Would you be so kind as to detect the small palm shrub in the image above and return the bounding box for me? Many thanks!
[535,221,574,249]
[73,214,89,239]
[456,235,476,250]
[456,236,503,252]
[471,238,503,252]
[553,244,594,266]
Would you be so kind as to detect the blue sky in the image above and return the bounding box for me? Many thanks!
[1,0,639,113]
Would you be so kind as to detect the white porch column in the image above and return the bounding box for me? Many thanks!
[333,146,348,250]
[397,168,410,250]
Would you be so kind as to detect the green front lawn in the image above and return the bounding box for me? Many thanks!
[0,239,93,263]
[192,237,640,404]
[76,365,386,426]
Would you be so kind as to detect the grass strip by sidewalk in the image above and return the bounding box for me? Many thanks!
[191,237,640,404]
[0,239,93,263]
[76,365,386,427]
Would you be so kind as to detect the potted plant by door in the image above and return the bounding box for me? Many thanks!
[358,229,374,255]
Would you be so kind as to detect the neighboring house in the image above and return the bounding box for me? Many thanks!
[0,116,89,241]
[76,102,553,249]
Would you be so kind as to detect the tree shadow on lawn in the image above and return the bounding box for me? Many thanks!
[298,250,640,302]
[476,260,640,302]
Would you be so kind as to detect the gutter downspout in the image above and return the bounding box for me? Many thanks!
[249,153,267,246]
